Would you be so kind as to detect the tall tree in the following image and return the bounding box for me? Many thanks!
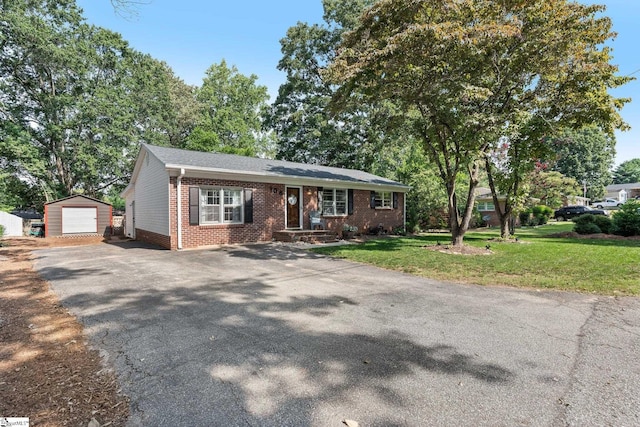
[0,0,181,201]
[549,126,615,199]
[484,132,551,238]
[612,159,640,184]
[327,0,630,245]
[528,169,580,208]
[185,60,270,157]
[265,0,392,169]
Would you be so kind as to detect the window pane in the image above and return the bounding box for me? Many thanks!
[233,206,242,222]
[335,189,346,202]
[224,206,233,221]
[374,191,390,208]
[201,206,219,223]
[336,201,346,214]
[322,201,335,215]
[322,189,334,215]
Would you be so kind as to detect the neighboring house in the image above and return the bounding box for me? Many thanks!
[0,211,24,236]
[122,144,410,250]
[562,195,590,207]
[10,209,44,235]
[44,195,113,237]
[606,182,640,201]
[475,188,503,227]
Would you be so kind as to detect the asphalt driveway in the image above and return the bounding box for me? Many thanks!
[34,241,640,426]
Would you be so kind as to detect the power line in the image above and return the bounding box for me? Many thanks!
[626,68,640,77]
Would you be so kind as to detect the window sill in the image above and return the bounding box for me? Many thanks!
[197,223,245,227]
[321,214,348,218]
[374,207,393,210]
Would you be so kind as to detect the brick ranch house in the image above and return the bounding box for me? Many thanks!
[121,144,410,250]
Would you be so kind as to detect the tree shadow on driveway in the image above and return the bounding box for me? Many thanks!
[36,245,515,426]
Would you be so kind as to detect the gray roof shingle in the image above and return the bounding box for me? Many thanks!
[606,182,640,191]
[144,144,409,189]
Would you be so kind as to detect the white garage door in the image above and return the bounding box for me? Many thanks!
[62,207,97,234]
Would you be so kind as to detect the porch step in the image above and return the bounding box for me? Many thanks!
[273,230,338,244]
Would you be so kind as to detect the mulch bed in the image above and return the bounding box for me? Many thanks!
[0,237,129,426]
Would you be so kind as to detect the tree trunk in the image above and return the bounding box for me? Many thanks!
[447,162,480,246]
[499,214,510,239]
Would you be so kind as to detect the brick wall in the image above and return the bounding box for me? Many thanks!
[135,177,406,250]
[135,228,171,249]
[169,177,286,250]
[319,189,404,237]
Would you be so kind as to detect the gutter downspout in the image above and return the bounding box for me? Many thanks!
[177,168,186,250]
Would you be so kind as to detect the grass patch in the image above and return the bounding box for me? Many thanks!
[312,222,640,295]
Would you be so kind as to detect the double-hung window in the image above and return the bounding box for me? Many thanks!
[322,188,347,216]
[200,188,243,224]
[477,201,495,211]
[374,191,392,208]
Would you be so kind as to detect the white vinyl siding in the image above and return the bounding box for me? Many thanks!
[200,188,243,224]
[322,188,347,216]
[0,211,24,237]
[134,152,170,235]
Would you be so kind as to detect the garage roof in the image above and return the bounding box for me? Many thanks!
[45,195,112,206]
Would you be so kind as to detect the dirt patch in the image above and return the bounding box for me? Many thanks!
[422,243,493,255]
[0,237,128,426]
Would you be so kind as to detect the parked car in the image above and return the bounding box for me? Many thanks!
[554,205,608,221]
[591,198,623,208]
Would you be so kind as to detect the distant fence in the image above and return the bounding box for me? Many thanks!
[112,216,124,235]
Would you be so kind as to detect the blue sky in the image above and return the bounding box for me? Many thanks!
[77,0,638,166]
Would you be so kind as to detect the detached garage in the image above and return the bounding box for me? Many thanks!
[44,195,112,237]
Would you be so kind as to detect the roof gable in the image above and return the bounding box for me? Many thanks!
[45,194,112,206]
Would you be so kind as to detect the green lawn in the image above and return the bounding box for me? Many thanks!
[312,222,640,295]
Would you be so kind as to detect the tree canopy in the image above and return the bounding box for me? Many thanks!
[612,159,640,184]
[265,0,383,168]
[327,0,630,244]
[0,0,184,205]
[549,126,615,199]
[185,60,270,157]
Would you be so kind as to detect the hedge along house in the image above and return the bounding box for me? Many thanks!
[121,144,410,250]
[44,195,113,237]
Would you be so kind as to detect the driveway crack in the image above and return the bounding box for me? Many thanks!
[552,297,600,426]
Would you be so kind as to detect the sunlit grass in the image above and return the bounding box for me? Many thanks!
[312,222,640,295]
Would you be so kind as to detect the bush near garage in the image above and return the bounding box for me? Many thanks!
[573,214,613,234]
[612,200,640,236]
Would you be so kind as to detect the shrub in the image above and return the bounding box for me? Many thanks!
[531,205,553,225]
[518,211,530,226]
[0,224,4,238]
[593,215,613,234]
[573,214,612,235]
[612,201,640,236]
[575,222,602,234]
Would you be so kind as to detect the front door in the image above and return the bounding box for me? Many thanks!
[286,187,301,229]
